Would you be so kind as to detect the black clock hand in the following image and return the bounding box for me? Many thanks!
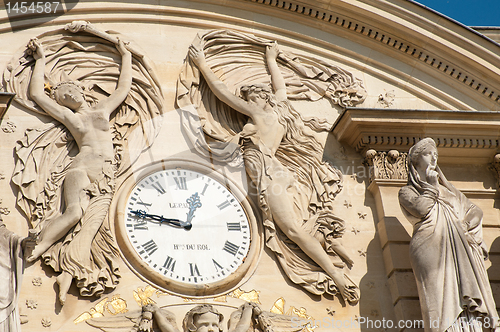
[186,192,202,223]
[130,210,192,230]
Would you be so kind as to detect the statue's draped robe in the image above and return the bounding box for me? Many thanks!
[0,223,23,332]
[176,30,366,299]
[399,165,499,332]
[4,26,163,297]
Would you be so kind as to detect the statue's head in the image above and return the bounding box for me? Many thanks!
[408,137,438,173]
[51,81,85,109]
[183,304,223,332]
[239,83,272,103]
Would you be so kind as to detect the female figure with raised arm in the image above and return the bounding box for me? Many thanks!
[399,138,499,332]
[27,38,132,305]
[189,42,357,304]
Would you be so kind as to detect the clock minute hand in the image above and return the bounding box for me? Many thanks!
[130,210,192,230]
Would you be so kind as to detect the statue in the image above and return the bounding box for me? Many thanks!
[27,36,131,305]
[4,21,164,305]
[86,302,308,332]
[0,217,35,331]
[399,138,499,332]
[177,30,365,304]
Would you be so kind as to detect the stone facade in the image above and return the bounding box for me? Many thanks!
[0,1,499,331]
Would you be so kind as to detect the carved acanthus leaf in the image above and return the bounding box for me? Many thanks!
[364,149,408,182]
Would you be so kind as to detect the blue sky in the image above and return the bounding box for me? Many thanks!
[412,0,500,27]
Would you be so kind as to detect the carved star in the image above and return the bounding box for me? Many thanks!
[351,227,360,235]
[326,307,335,316]
[366,281,375,289]
[44,82,52,92]
[358,212,367,219]
[344,200,352,208]
[358,249,367,257]
[371,309,379,317]
[353,315,359,322]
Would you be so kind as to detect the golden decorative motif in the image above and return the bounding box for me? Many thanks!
[73,297,109,324]
[270,297,317,332]
[133,285,157,306]
[228,288,261,304]
[106,295,128,315]
[213,295,227,302]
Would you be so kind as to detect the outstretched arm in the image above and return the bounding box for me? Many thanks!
[189,45,259,118]
[29,39,76,125]
[266,42,287,102]
[98,39,132,115]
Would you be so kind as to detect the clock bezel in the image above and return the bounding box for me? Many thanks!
[112,159,262,297]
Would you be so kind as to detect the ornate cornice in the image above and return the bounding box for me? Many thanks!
[333,108,500,164]
[245,0,500,109]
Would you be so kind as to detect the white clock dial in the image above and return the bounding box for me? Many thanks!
[114,161,261,296]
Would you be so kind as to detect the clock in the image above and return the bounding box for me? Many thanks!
[113,159,261,297]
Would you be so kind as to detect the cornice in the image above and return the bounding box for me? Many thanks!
[333,108,500,164]
[1,0,500,111]
[245,0,500,109]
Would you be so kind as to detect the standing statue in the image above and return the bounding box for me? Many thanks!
[0,217,35,332]
[399,138,499,332]
[4,21,164,305]
[178,30,365,304]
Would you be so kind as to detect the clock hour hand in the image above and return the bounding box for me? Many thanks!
[130,210,192,230]
[186,192,202,223]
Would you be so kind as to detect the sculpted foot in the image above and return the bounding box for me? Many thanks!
[56,272,72,306]
[26,244,45,263]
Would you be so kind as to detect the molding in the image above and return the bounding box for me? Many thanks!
[244,0,500,109]
[1,0,500,112]
[333,108,500,164]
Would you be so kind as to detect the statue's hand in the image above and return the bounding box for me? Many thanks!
[426,165,439,187]
[266,41,279,60]
[28,38,44,59]
[188,45,206,67]
[116,38,130,56]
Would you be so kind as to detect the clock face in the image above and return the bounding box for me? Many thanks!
[114,161,260,296]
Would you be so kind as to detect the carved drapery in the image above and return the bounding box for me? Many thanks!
[2,21,163,302]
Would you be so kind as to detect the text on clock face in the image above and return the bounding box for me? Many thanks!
[124,168,251,284]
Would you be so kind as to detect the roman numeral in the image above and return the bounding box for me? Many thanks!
[151,181,166,194]
[222,240,239,256]
[141,240,158,256]
[212,259,224,272]
[201,183,209,196]
[217,200,230,210]
[174,177,188,190]
[133,220,148,230]
[163,256,176,271]
[226,222,241,231]
[189,263,201,276]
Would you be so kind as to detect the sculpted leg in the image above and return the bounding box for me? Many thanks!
[56,271,73,306]
[265,179,354,302]
[27,168,91,262]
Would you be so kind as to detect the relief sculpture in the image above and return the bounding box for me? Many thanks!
[86,302,308,332]
[399,138,499,332]
[176,30,367,304]
[3,21,164,305]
